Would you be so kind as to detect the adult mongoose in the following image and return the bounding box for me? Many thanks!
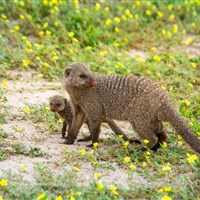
[49,95,130,141]
[63,62,200,153]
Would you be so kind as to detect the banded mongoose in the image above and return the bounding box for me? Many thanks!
[49,95,130,141]
[63,62,200,153]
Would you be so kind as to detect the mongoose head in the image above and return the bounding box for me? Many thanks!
[49,95,65,112]
[64,62,97,88]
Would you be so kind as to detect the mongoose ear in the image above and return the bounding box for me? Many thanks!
[64,67,72,78]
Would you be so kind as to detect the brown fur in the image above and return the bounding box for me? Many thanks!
[63,62,200,153]
[49,95,130,142]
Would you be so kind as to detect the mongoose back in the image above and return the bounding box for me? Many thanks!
[63,62,200,153]
[49,95,130,141]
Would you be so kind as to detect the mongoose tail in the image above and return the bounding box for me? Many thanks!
[159,105,200,153]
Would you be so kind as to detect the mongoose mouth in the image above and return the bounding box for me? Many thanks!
[91,82,97,87]
[50,108,57,112]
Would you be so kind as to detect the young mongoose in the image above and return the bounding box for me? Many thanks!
[49,95,130,141]
[63,62,200,153]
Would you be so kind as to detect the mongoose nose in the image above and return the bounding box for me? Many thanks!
[91,82,97,87]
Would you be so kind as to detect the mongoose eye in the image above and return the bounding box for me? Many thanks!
[79,74,86,79]
[50,103,52,106]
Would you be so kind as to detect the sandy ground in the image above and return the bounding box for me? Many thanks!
[0,70,146,189]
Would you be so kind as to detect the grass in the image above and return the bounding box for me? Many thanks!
[0,0,200,200]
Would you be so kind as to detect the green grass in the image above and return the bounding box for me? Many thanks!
[0,0,200,199]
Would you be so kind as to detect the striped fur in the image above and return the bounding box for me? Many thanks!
[64,63,200,153]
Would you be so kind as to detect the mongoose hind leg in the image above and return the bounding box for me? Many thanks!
[61,121,67,138]
[132,123,158,150]
[105,119,129,141]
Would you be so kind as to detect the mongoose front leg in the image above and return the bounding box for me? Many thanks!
[65,110,85,144]
[86,119,101,148]
[61,121,67,138]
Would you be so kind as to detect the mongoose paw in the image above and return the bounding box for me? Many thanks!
[86,143,94,148]
[129,138,141,144]
[77,136,92,142]
[64,137,75,144]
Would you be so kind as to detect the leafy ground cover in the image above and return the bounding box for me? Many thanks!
[0,0,200,199]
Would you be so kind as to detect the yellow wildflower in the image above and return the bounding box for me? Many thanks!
[68,32,75,37]
[0,125,3,129]
[124,156,131,163]
[80,149,85,155]
[55,196,63,200]
[93,142,98,147]
[151,47,157,52]
[89,150,94,155]
[46,30,51,35]
[142,162,147,167]
[153,55,161,62]
[135,14,139,19]
[45,107,50,111]
[43,63,49,68]
[164,186,171,192]
[23,107,30,113]
[99,51,106,57]
[115,27,119,32]
[76,191,81,196]
[39,31,44,36]
[22,36,27,40]
[43,22,48,28]
[53,56,59,61]
[73,167,80,172]
[72,38,78,43]
[104,6,109,11]
[157,11,163,17]
[161,142,167,148]
[20,15,25,19]
[191,62,196,68]
[95,3,101,11]
[162,195,171,200]
[169,14,175,20]
[158,188,163,193]
[15,25,20,31]
[37,193,46,200]
[1,81,9,88]
[105,18,111,26]
[26,40,32,47]
[19,1,25,6]
[21,165,27,171]
[0,179,7,187]
[14,126,20,132]
[143,139,149,144]
[96,181,104,191]
[187,154,198,163]
[114,17,120,23]
[173,24,178,33]
[162,166,171,172]
[188,83,193,89]
[146,10,152,15]
[1,14,7,19]
[184,100,190,106]
[37,74,43,78]
[129,164,137,170]
[123,141,129,147]
[86,46,92,50]
[0,195,3,200]
[94,173,101,179]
